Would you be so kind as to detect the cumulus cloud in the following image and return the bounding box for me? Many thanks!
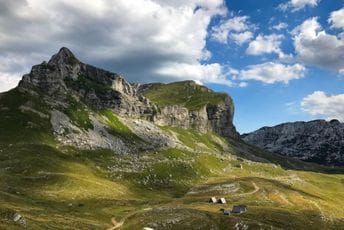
[292,17,344,72]
[239,62,306,84]
[272,22,288,31]
[231,31,254,45]
[329,8,344,30]
[211,16,254,44]
[301,91,344,121]
[0,0,231,92]
[246,34,286,58]
[155,62,234,86]
[278,0,320,12]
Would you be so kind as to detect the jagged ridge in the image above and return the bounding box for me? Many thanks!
[18,47,238,140]
[242,119,344,166]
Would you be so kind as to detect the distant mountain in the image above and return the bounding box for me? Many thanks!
[242,119,344,166]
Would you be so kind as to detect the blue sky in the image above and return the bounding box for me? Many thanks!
[205,0,344,133]
[0,0,343,133]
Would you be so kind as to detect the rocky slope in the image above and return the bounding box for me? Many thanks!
[17,47,238,152]
[242,119,344,166]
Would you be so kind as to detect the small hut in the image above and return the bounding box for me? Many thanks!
[223,209,231,216]
[218,198,226,204]
[232,205,247,214]
[209,197,217,203]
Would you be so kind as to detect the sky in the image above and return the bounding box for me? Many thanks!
[0,0,343,133]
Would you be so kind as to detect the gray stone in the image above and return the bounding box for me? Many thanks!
[242,119,344,166]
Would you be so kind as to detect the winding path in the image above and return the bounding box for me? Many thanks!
[235,182,259,197]
[107,208,152,230]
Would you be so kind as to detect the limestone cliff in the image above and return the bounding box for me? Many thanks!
[139,82,238,139]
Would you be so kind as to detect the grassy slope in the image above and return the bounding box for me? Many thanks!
[0,89,344,229]
[142,81,228,111]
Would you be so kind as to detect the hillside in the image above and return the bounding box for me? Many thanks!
[242,120,344,166]
[0,48,344,229]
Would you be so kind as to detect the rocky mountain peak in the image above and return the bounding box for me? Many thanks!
[48,47,79,66]
[242,120,344,166]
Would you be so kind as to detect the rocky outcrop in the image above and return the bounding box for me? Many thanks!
[242,119,344,166]
[152,101,238,139]
[138,82,239,139]
[18,47,238,140]
[19,47,157,119]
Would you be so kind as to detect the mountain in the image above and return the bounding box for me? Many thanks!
[1,48,344,229]
[16,47,237,153]
[242,120,344,166]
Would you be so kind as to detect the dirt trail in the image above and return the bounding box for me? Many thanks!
[308,200,327,221]
[107,208,152,230]
[235,182,259,197]
[108,218,123,230]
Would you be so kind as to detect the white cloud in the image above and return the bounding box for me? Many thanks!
[0,0,231,92]
[211,16,253,44]
[292,17,344,73]
[239,62,306,84]
[301,91,344,121]
[246,34,285,58]
[155,62,234,86]
[231,31,254,45]
[238,82,248,88]
[272,22,288,31]
[0,73,22,92]
[278,0,320,12]
[329,8,344,30]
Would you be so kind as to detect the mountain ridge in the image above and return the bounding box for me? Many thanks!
[242,119,344,166]
[17,47,239,142]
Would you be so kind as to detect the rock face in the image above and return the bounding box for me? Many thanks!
[151,101,237,139]
[18,47,238,140]
[138,82,238,139]
[242,120,344,166]
[19,47,157,119]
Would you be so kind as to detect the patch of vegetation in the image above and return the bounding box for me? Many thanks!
[64,74,112,95]
[100,109,141,141]
[142,81,229,111]
[64,95,93,130]
[160,126,226,152]
[0,89,54,144]
[65,56,79,66]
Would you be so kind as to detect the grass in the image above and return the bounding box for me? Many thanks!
[1,89,344,229]
[64,95,93,130]
[0,89,54,144]
[160,126,227,152]
[1,140,344,229]
[99,109,142,142]
[142,81,229,111]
